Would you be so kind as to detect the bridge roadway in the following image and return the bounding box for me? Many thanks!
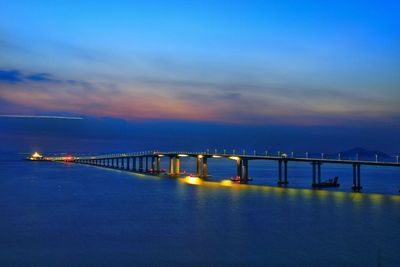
[65,151,400,192]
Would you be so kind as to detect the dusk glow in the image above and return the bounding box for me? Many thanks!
[1,1,399,126]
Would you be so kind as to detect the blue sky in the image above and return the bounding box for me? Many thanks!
[0,0,399,152]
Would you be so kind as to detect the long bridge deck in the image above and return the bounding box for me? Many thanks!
[44,151,400,193]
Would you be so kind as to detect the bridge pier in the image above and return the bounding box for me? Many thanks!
[157,156,161,173]
[139,157,143,172]
[311,162,323,188]
[169,157,174,175]
[121,158,125,169]
[176,157,180,175]
[133,157,137,171]
[202,157,208,178]
[278,160,289,185]
[242,159,249,183]
[236,158,242,180]
[145,156,149,172]
[196,156,202,176]
[127,157,130,170]
[318,162,321,184]
[151,156,155,172]
[312,162,316,185]
[352,163,362,192]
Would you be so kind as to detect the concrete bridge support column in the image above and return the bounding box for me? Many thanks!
[133,157,137,171]
[121,158,125,169]
[352,164,362,192]
[284,160,288,184]
[145,156,149,172]
[236,158,242,180]
[175,157,180,175]
[317,162,321,184]
[151,157,155,172]
[242,159,249,183]
[202,157,208,178]
[139,157,143,172]
[127,158,130,170]
[169,157,174,175]
[312,162,316,186]
[278,160,282,185]
[157,157,161,173]
[196,156,202,176]
[278,160,289,185]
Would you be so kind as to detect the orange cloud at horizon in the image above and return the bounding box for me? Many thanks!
[0,81,398,127]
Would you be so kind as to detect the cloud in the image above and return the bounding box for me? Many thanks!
[0,69,94,88]
[0,70,23,83]
[26,73,54,82]
[0,67,399,127]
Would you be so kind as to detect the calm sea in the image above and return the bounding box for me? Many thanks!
[0,156,399,266]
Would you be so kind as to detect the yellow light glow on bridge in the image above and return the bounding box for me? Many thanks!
[184,176,202,185]
[178,154,189,157]
[229,156,240,160]
[212,155,221,158]
[221,180,233,186]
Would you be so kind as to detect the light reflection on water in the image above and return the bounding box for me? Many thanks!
[0,160,399,266]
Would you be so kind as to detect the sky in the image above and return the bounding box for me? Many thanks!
[0,0,399,154]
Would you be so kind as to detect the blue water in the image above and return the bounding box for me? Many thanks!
[1,158,400,266]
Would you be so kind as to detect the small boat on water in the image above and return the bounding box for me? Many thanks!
[230,176,253,182]
[313,176,340,188]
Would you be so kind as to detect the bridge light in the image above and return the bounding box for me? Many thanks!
[229,156,240,160]
[212,155,221,158]
[178,154,188,157]
[221,180,233,187]
[184,176,202,185]
[198,155,203,159]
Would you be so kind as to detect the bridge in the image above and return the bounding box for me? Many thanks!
[46,150,400,193]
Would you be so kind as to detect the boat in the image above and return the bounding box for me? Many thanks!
[312,176,340,188]
[230,176,253,182]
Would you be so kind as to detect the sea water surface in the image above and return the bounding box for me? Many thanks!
[0,157,400,266]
